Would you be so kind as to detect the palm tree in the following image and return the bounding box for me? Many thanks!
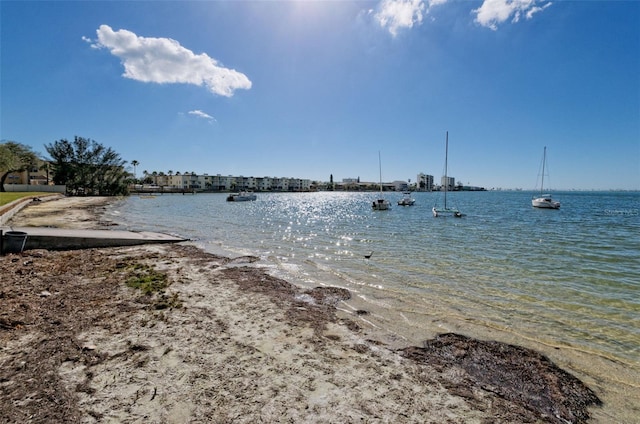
[131,160,139,179]
[164,170,172,189]
[39,161,51,185]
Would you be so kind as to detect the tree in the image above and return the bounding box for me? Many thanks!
[0,141,39,192]
[40,162,51,185]
[45,136,129,196]
[131,160,139,179]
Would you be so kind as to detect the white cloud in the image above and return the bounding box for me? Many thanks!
[188,110,215,121]
[375,0,426,37]
[89,25,251,97]
[526,2,552,20]
[473,0,552,31]
[374,0,448,36]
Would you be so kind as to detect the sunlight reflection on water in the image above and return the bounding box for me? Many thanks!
[110,191,639,369]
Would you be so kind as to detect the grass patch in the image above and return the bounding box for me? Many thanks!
[125,264,169,295]
[0,192,51,207]
[124,263,182,309]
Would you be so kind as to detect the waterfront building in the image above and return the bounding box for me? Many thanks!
[441,176,455,192]
[417,173,434,191]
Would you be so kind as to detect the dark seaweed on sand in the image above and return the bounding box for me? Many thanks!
[401,333,602,424]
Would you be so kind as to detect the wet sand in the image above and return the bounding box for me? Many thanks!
[0,196,603,423]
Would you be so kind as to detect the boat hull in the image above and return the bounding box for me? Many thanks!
[398,192,415,206]
[532,196,560,209]
[432,207,462,217]
[227,193,257,202]
[372,199,391,210]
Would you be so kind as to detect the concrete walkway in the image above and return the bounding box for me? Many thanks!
[0,226,187,253]
[0,195,188,253]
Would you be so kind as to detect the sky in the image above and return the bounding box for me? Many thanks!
[1,0,639,190]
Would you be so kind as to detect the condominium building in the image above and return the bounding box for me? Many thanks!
[417,173,434,191]
[142,172,312,192]
[441,176,455,191]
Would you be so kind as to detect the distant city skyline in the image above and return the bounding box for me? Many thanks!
[1,1,638,190]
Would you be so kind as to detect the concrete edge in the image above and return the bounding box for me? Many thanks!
[1,227,188,254]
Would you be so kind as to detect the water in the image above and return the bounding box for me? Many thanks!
[107,190,639,420]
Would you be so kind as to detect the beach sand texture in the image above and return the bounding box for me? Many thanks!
[1,196,601,423]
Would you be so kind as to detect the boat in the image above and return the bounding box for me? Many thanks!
[532,146,560,209]
[372,151,391,210]
[432,131,463,218]
[226,191,257,202]
[397,191,415,206]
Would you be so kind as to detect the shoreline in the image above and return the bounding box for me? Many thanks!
[1,196,605,422]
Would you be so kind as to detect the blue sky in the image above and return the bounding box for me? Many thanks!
[1,0,638,190]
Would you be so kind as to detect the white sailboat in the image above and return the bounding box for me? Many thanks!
[372,151,391,211]
[433,131,462,217]
[532,146,560,209]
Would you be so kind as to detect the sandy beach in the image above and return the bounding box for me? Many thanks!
[1,196,603,423]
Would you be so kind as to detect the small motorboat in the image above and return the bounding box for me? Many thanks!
[226,191,257,202]
[397,192,415,206]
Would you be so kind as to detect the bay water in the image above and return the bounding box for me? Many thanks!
[107,190,639,421]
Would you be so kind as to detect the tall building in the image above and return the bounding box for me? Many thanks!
[441,176,455,191]
[417,173,434,191]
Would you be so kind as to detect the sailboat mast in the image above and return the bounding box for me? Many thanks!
[444,131,448,208]
[541,146,546,195]
[378,150,383,193]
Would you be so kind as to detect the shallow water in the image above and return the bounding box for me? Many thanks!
[108,190,639,421]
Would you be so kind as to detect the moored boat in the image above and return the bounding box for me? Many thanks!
[397,191,415,206]
[532,146,560,209]
[532,194,560,209]
[372,151,391,211]
[433,131,462,217]
[372,198,391,210]
[227,191,257,202]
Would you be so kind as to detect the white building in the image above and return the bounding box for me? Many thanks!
[142,171,313,193]
[441,176,455,191]
[417,173,434,191]
[392,180,409,191]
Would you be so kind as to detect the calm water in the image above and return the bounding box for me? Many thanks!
[107,190,639,419]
